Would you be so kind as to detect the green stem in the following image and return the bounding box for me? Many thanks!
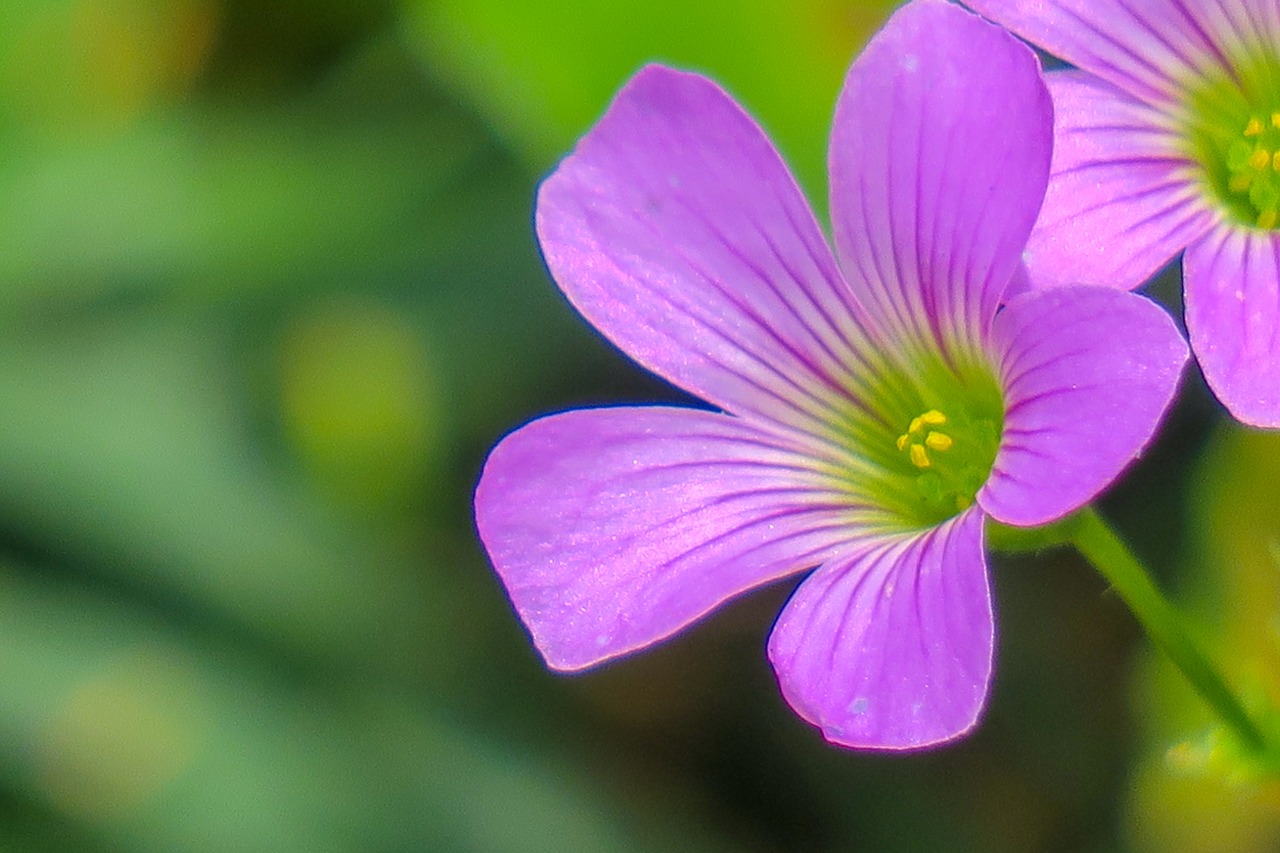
[1069,505,1267,754]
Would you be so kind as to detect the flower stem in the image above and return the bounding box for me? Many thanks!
[1068,505,1267,755]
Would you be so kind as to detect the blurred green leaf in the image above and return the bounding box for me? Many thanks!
[404,0,899,204]
[0,565,686,852]
[0,38,477,313]
[0,309,427,665]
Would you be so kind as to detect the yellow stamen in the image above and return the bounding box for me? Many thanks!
[1245,116,1264,136]
[1249,148,1272,171]
[919,410,947,426]
[1231,173,1254,192]
[895,434,910,451]
[1272,112,1280,130]
[924,431,953,452]
[907,416,924,434]
[908,444,930,469]
[1258,209,1278,230]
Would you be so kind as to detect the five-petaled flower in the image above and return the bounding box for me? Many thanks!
[474,0,1188,750]
[966,0,1280,427]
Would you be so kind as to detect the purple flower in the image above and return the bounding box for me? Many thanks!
[475,0,1187,750]
[965,0,1280,427]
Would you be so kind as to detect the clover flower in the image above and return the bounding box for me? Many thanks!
[965,0,1280,427]
[474,0,1188,750]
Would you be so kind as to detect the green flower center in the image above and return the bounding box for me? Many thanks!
[844,347,1003,530]
[1184,52,1280,231]
[894,404,1000,518]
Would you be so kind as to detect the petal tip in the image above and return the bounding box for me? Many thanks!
[813,692,988,752]
[767,512,994,751]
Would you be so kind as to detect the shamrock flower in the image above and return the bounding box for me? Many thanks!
[475,0,1187,750]
[965,0,1280,427]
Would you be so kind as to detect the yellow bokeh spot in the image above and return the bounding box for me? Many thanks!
[1249,147,1272,171]
[1,0,219,136]
[36,651,203,819]
[278,298,442,513]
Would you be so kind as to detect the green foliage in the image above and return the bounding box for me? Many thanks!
[405,0,897,205]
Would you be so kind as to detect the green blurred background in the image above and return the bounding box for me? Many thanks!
[0,0,1276,850]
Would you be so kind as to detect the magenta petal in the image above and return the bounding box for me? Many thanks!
[981,286,1188,527]
[537,65,869,433]
[1185,228,1280,428]
[1235,0,1280,43]
[475,407,853,671]
[1023,71,1216,292]
[964,0,1231,105]
[767,508,991,750]
[829,0,1051,353]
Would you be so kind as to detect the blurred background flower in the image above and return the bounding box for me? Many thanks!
[0,0,1263,850]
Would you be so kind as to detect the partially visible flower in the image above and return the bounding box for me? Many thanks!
[965,0,1280,427]
[475,0,1187,750]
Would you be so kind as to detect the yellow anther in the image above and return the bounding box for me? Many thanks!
[908,444,930,469]
[1258,209,1278,230]
[1231,173,1254,192]
[895,433,910,451]
[1249,148,1272,171]
[1246,116,1264,136]
[907,416,925,434]
[919,410,947,426]
[924,431,954,452]
[1272,112,1280,129]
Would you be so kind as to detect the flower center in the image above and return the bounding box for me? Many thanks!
[1223,113,1280,229]
[1183,52,1280,231]
[896,409,951,469]
[893,403,999,522]
[843,348,1003,531]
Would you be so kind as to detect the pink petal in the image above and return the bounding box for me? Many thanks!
[475,407,858,671]
[537,65,872,435]
[828,0,1051,355]
[1191,1,1280,61]
[768,507,991,750]
[980,286,1188,527]
[964,0,1237,106]
[1185,227,1280,428]
[1022,71,1216,292]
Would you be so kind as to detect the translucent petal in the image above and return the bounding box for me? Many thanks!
[966,0,1237,106]
[476,407,858,670]
[1023,71,1215,292]
[829,0,1051,355]
[981,286,1188,526]
[768,508,991,750]
[537,65,872,434]
[1185,227,1280,427]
